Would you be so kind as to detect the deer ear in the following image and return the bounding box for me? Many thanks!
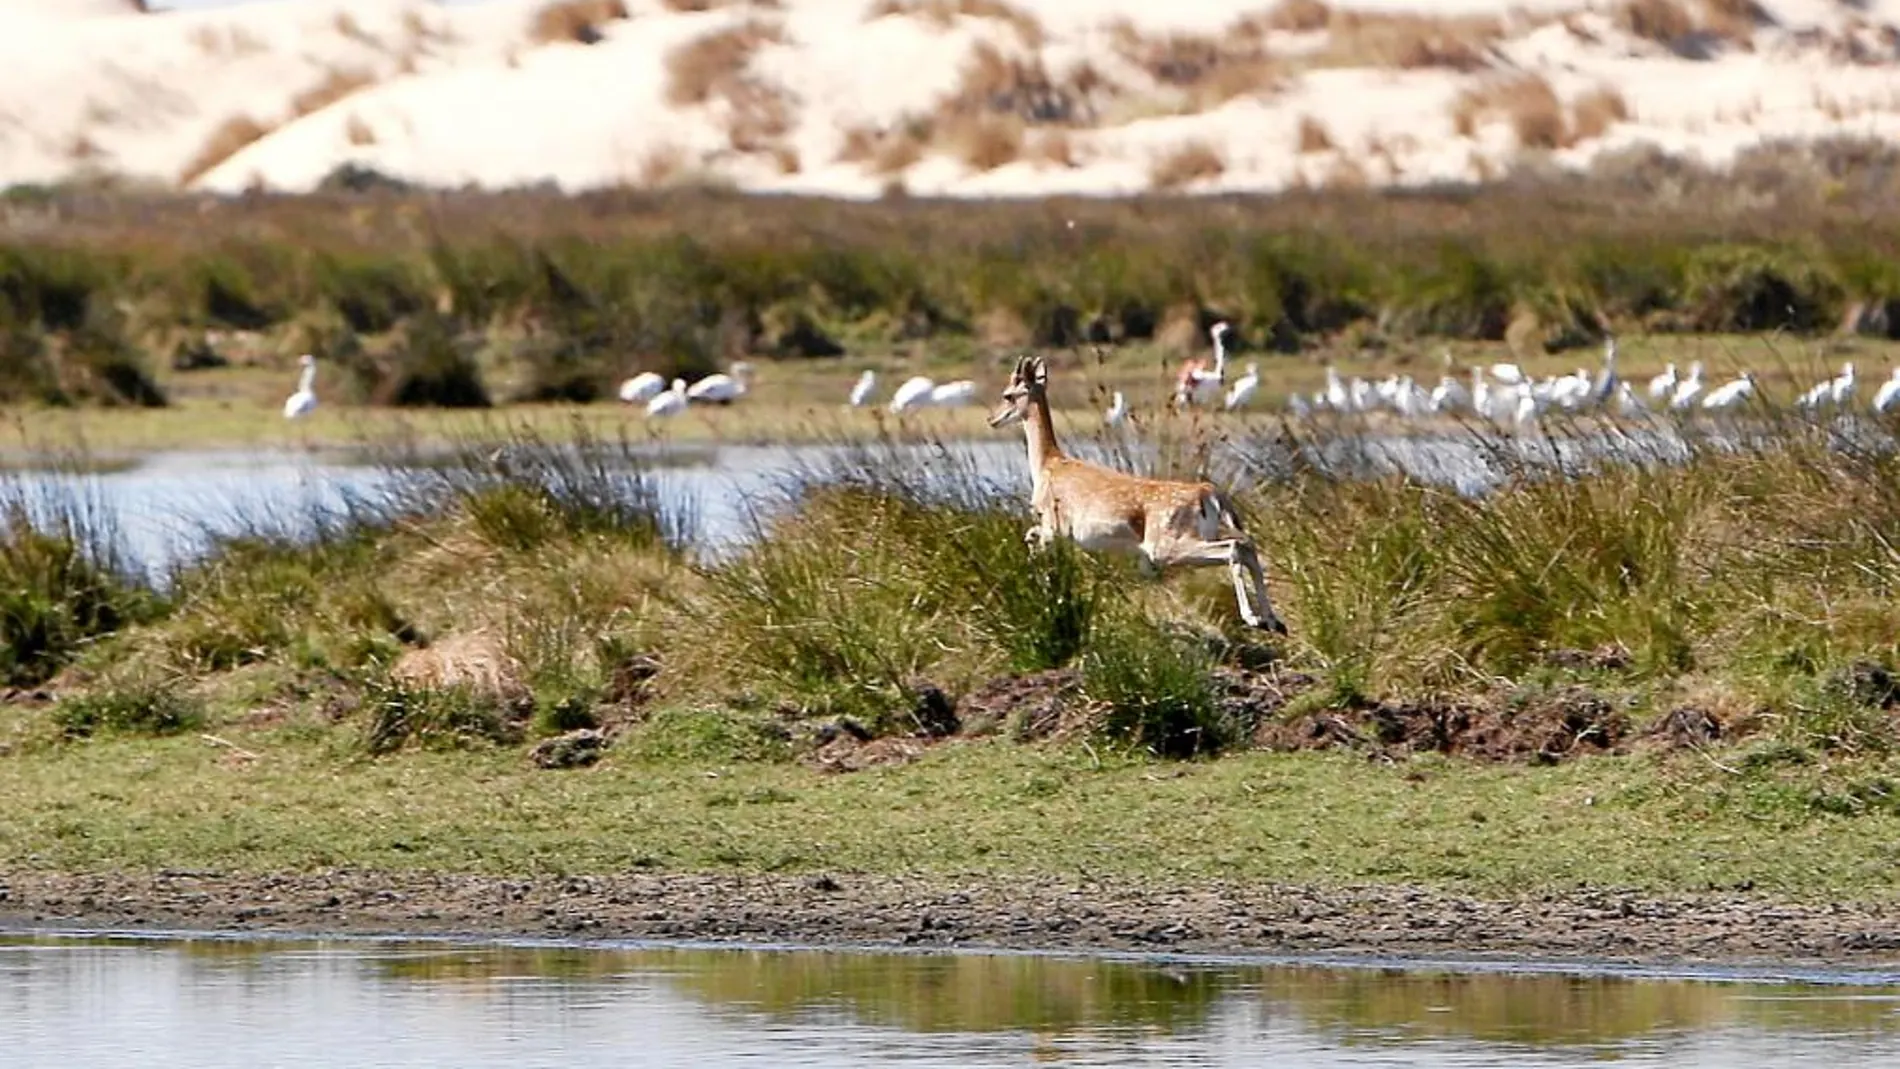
[1031,357,1048,385]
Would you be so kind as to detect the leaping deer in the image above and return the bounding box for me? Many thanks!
[988,354,1289,634]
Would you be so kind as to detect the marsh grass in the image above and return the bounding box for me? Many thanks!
[11,145,1900,420]
[0,474,155,687]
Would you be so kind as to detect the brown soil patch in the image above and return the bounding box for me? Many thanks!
[1258,685,1630,764]
[960,668,1083,739]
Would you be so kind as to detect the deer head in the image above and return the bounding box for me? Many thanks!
[988,354,1047,428]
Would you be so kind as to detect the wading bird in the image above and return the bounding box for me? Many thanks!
[929,379,978,407]
[989,354,1287,634]
[1224,361,1260,410]
[1175,321,1231,407]
[645,378,688,419]
[687,362,753,405]
[1104,390,1127,426]
[283,354,317,420]
[1701,371,1754,413]
[618,370,665,405]
[1873,368,1900,414]
[848,369,877,407]
[889,375,937,413]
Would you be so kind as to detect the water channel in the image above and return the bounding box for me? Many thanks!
[5,933,1900,1067]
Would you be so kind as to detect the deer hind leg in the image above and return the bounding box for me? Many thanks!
[1145,536,1288,635]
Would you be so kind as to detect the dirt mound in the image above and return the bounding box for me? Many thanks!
[805,734,931,773]
[1257,685,1631,764]
[959,669,1083,740]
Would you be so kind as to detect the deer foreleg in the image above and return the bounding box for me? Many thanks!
[1148,537,1288,635]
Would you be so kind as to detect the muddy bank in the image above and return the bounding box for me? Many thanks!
[3,869,1897,969]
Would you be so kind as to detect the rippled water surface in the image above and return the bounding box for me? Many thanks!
[5,934,1900,1067]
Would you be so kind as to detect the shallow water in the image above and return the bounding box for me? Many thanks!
[0,419,1808,576]
[4,933,1900,1067]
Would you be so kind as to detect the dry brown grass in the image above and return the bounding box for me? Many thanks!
[188,24,269,58]
[344,114,377,147]
[290,67,378,119]
[1258,0,1333,33]
[1026,129,1078,169]
[1699,0,1769,47]
[527,0,631,46]
[1148,140,1225,191]
[941,114,1024,172]
[835,122,928,176]
[1614,0,1694,44]
[935,40,1111,127]
[634,143,693,188]
[177,115,274,186]
[1315,10,1501,71]
[664,20,798,160]
[1107,20,1282,108]
[1452,73,1570,151]
[1571,86,1632,141]
[865,0,1045,47]
[1295,114,1333,153]
[332,12,382,48]
[664,20,786,106]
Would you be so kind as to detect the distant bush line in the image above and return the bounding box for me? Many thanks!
[5,138,1900,406]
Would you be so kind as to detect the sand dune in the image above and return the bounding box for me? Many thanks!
[3,0,1898,197]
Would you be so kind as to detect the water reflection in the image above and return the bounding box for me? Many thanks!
[5,934,1900,1067]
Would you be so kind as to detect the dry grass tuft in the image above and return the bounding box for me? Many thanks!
[332,12,382,48]
[1701,0,1771,43]
[1452,73,1570,151]
[1571,85,1632,141]
[835,121,928,176]
[1107,20,1282,108]
[941,114,1024,172]
[1614,0,1695,44]
[1295,114,1333,153]
[664,19,799,159]
[527,0,631,46]
[178,115,275,186]
[1148,140,1226,191]
[290,67,378,119]
[937,40,1111,127]
[1259,0,1332,33]
[865,0,1046,47]
[634,142,693,188]
[664,19,787,106]
[1317,10,1501,71]
[1027,129,1079,169]
[344,114,377,147]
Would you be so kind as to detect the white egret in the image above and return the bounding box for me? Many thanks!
[1669,361,1705,410]
[1104,390,1127,426]
[617,371,665,405]
[282,354,317,420]
[1224,361,1260,410]
[928,379,978,407]
[645,378,688,419]
[1872,368,1900,414]
[1701,371,1754,412]
[848,369,877,407]
[890,375,937,413]
[686,362,754,405]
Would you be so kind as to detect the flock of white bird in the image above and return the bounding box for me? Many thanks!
[276,324,1900,428]
[615,361,756,418]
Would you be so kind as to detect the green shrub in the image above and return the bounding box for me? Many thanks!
[1081,612,1225,758]
[53,676,204,738]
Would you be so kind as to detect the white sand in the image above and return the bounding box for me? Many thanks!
[2,0,1897,197]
